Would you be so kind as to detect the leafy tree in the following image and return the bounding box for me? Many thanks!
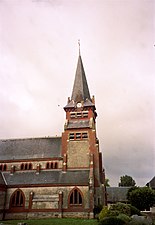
[105,178,110,187]
[119,175,136,187]
[127,186,155,211]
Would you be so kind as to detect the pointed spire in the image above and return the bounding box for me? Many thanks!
[64,44,95,110]
[71,53,91,103]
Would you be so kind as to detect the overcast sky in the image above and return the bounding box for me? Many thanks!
[0,0,154,186]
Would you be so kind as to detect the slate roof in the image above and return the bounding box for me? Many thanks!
[64,100,76,109]
[67,120,90,129]
[71,55,91,103]
[64,99,95,109]
[0,137,62,161]
[0,172,6,186]
[107,187,130,203]
[147,176,155,188]
[2,170,89,186]
[83,99,95,107]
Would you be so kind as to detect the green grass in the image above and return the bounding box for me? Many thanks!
[0,218,98,225]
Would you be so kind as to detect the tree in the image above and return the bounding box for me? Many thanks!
[105,178,110,187]
[127,186,155,211]
[119,175,136,187]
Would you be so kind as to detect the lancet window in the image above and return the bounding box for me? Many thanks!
[46,162,58,169]
[10,189,25,208]
[0,164,7,171]
[20,163,33,170]
[69,188,83,206]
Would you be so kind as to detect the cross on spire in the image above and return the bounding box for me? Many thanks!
[78,39,81,56]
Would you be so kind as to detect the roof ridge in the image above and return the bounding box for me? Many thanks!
[1,172,7,185]
[0,136,62,141]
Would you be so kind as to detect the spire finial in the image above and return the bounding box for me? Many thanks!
[78,39,80,56]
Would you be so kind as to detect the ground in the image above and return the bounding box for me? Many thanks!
[0,218,98,225]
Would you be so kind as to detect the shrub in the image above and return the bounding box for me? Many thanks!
[99,206,119,221]
[129,204,141,216]
[99,207,109,220]
[98,203,141,224]
[107,209,120,217]
[108,203,141,217]
[110,203,131,216]
[117,213,131,223]
[99,216,126,225]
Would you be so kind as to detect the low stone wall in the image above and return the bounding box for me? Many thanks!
[4,211,91,220]
[4,212,62,220]
[27,212,62,219]
[4,212,27,220]
[62,212,90,219]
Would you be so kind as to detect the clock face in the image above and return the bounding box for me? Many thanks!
[77,102,82,108]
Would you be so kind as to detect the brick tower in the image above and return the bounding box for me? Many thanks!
[62,52,106,217]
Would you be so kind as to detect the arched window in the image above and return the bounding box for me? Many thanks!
[0,164,7,171]
[25,163,28,170]
[21,163,24,170]
[46,162,49,169]
[51,162,53,169]
[54,162,58,169]
[46,162,58,169]
[69,188,83,206]
[10,189,25,208]
[3,164,7,171]
[29,163,32,170]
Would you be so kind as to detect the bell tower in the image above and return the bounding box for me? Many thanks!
[61,50,105,208]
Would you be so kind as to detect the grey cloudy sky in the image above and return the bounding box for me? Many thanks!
[0,0,154,186]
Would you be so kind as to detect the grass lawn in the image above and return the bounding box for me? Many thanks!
[0,218,98,225]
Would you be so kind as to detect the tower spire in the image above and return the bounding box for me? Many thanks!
[64,46,95,109]
[71,54,91,103]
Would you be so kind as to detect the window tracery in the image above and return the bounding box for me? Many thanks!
[69,188,83,206]
[10,189,25,208]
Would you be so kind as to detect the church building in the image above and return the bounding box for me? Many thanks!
[0,52,106,220]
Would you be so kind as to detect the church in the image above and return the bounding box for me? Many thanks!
[0,52,106,220]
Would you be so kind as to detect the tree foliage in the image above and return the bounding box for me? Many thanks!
[99,216,126,225]
[119,175,136,187]
[98,203,142,225]
[127,186,155,211]
[99,203,141,221]
[105,178,110,187]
